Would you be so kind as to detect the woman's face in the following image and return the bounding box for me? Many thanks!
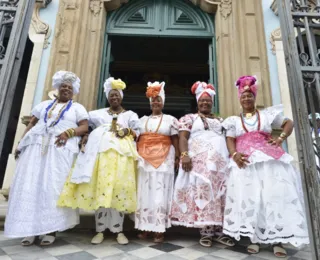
[151,96,163,114]
[198,96,213,114]
[59,83,73,101]
[240,91,255,111]
[108,89,122,107]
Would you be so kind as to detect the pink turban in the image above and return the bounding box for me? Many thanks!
[235,75,258,98]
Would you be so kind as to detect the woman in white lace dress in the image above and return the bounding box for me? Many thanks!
[222,75,309,257]
[135,82,180,243]
[171,82,234,248]
[5,71,89,246]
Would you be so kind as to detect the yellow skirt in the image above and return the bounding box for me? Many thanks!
[57,149,137,213]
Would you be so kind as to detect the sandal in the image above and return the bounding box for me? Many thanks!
[137,231,150,240]
[273,244,287,258]
[213,235,235,247]
[153,233,164,243]
[40,234,56,246]
[21,236,36,246]
[247,244,260,254]
[199,235,213,247]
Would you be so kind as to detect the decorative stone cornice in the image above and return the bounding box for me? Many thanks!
[31,0,52,48]
[270,27,282,54]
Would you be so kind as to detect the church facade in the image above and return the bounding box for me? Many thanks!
[2,0,296,189]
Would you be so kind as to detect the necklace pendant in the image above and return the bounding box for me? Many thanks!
[246,113,253,119]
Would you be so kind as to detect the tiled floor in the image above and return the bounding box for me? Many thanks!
[0,230,311,260]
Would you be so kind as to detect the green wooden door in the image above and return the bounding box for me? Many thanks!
[99,0,217,111]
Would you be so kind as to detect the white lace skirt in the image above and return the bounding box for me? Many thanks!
[135,147,175,233]
[223,160,309,247]
[5,143,79,238]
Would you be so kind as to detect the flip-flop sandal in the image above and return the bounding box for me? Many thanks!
[213,235,235,247]
[40,235,56,246]
[199,235,213,247]
[247,244,260,254]
[21,236,36,246]
[273,244,287,258]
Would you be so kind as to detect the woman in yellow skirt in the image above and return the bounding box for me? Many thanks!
[58,77,140,245]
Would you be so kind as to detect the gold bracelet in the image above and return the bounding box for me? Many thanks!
[280,132,287,139]
[180,151,189,158]
[65,128,75,139]
[232,152,238,159]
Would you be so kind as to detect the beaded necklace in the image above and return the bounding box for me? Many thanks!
[44,99,73,127]
[198,112,215,131]
[107,107,125,132]
[240,110,261,132]
[145,114,163,133]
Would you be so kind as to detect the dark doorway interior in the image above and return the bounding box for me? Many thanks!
[109,36,211,119]
[0,38,34,186]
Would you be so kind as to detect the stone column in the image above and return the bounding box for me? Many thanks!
[43,0,107,112]
[215,0,272,117]
[2,0,52,191]
[270,27,299,163]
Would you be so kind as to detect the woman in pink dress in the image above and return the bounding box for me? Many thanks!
[222,76,309,258]
[171,82,234,248]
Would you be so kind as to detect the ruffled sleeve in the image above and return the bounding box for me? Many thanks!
[170,116,180,135]
[31,100,51,119]
[263,104,287,129]
[74,103,89,123]
[128,111,141,137]
[179,114,194,132]
[222,116,237,138]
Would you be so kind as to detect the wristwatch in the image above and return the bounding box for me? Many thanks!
[117,129,125,137]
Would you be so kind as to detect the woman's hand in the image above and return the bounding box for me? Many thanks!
[14,149,21,160]
[182,156,192,172]
[268,137,283,147]
[116,128,129,139]
[55,132,69,147]
[233,152,249,169]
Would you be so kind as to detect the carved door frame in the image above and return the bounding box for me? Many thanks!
[98,0,219,112]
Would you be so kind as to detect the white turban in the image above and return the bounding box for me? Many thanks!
[104,77,126,100]
[192,81,216,102]
[52,71,80,94]
[146,81,165,104]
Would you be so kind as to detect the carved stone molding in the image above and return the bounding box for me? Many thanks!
[220,0,232,19]
[90,0,103,16]
[30,0,52,48]
[103,0,128,11]
[270,27,282,54]
[104,0,232,16]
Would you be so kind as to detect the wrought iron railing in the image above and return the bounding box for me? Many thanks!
[0,0,35,158]
[277,0,320,259]
[0,0,19,73]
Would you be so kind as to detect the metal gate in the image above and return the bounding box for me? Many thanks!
[277,0,320,259]
[0,0,36,158]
